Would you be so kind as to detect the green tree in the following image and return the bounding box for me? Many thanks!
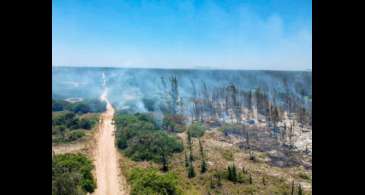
[188,162,196,178]
[52,172,82,195]
[227,164,238,182]
[232,164,237,182]
[199,139,207,173]
[79,118,92,129]
[298,184,303,195]
[188,122,206,138]
[227,166,232,181]
[184,151,189,167]
[128,168,181,195]
[169,76,179,115]
[201,159,207,173]
[161,153,169,172]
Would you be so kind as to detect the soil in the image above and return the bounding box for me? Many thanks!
[92,89,128,195]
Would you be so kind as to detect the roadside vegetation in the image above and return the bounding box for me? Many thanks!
[52,98,103,143]
[52,153,96,195]
[52,99,106,113]
[52,69,312,195]
[114,113,183,170]
[127,167,181,195]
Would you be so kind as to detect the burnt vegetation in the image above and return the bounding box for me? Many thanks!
[53,68,312,194]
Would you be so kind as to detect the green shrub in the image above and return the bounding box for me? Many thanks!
[128,168,181,195]
[125,131,183,162]
[298,172,311,180]
[115,113,159,149]
[52,99,69,111]
[115,113,183,164]
[80,179,96,193]
[187,122,206,138]
[162,114,186,133]
[187,162,196,178]
[52,172,83,195]
[52,153,96,194]
[52,110,98,143]
[52,98,106,113]
[67,102,91,114]
[79,118,93,130]
[65,130,86,142]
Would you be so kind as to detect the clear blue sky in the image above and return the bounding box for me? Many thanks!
[52,0,312,70]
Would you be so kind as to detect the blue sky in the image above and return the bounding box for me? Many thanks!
[52,0,312,70]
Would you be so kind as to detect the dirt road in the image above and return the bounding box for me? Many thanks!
[92,89,128,195]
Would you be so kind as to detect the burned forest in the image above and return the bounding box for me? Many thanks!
[52,67,312,195]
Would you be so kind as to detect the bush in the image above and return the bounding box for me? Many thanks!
[115,113,159,149]
[187,122,206,138]
[219,123,246,136]
[79,118,93,130]
[65,130,86,142]
[67,102,91,114]
[128,168,181,195]
[52,99,69,111]
[81,179,96,193]
[52,172,82,195]
[115,113,183,163]
[52,98,106,113]
[125,131,183,162]
[52,111,79,131]
[298,172,311,180]
[84,99,106,113]
[52,111,98,143]
[52,153,96,194]
[162,114,186,133]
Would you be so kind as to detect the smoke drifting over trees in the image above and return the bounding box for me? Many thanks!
[52,67,312,194]
[53,67,312,127]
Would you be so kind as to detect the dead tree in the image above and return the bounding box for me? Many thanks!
[169,76,179,115]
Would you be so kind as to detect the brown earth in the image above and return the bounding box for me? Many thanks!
[92,90,128,195]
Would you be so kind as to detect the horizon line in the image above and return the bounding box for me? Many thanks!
[52,65,312,72]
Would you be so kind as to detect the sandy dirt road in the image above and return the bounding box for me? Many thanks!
[92,89,128,195]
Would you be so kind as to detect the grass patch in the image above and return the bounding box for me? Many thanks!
[187,122,206,138]
[221,149,234,161]
[298,172,311,180]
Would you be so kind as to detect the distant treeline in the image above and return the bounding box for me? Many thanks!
[141,76,312,128]
[52,99,106,113]
[52,68,311,125]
